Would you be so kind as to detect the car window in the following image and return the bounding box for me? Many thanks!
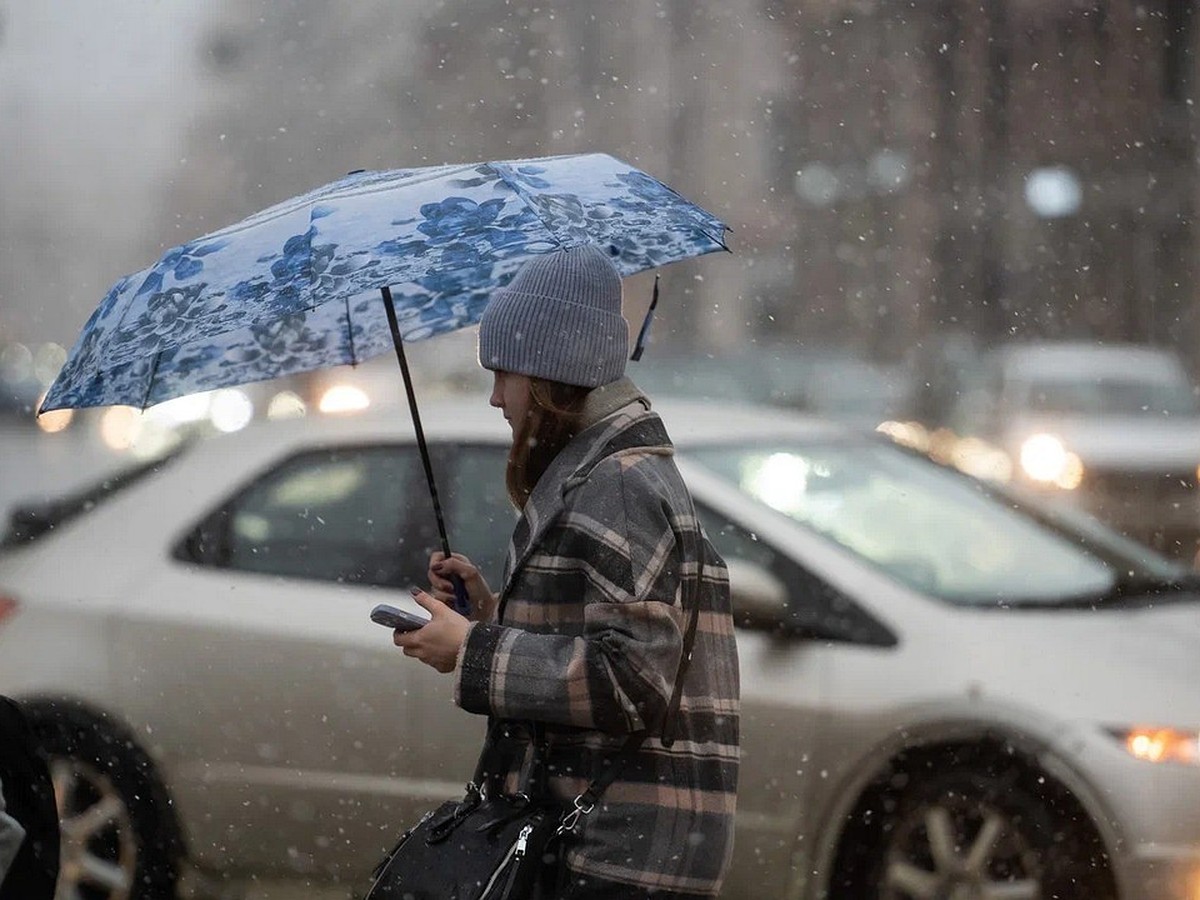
[206,445,427,588]
[686,439,1133,607]
[696,502,894,645]
[698,506,779,571]
[444,445,517,588]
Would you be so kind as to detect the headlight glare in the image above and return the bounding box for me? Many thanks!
[1113,726,1200,764]
[318,384,370,414]
[1019,433,1084,489]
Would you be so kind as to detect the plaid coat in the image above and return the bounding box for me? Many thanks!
[454,390,740,895]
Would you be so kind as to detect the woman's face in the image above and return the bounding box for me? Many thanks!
[489,370,532,435]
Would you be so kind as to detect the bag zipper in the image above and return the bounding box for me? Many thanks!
[514,822,534,858]
[479,824,535,899]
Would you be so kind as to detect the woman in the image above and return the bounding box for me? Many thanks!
[394,244,740,899]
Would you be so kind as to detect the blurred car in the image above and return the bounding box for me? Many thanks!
[947,341,1200,564]
[627,349,772,406]
[631,344,914,431]
[754,347,914,431]
[1,400,1200,900]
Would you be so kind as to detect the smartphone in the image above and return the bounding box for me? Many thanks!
[370,603,430,633]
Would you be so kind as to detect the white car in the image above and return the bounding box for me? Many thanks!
[948,341,1200,565]
[2,399,1199,900]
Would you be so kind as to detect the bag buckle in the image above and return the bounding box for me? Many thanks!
[556,794,596,836]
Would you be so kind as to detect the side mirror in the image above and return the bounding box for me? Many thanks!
[726,557,788,631]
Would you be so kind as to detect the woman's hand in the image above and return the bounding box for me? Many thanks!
[393,588,471,674]
[428,552,497,622]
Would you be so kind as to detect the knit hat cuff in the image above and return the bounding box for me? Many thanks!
[478,287,628,388]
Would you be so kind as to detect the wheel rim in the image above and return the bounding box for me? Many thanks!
[881,792,1044,900]
[50,756,137,900]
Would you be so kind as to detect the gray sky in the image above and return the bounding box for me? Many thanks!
[0,1,214,345]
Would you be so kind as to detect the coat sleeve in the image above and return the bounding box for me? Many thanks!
[454,458,684,734]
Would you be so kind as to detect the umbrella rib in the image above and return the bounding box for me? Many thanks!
[140,350,162,410]
[344,295,357,366]
[491,158,729,261]
[489,162,565,249]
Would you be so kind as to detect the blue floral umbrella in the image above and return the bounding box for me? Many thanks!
[41,153,727,413]
[41,152,728,611]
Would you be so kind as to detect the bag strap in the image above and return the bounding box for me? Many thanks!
[557,583,702,833]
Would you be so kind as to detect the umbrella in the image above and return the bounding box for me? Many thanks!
[41,152,729,609]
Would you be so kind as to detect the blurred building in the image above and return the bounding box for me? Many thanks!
[2,0,1196,393]
[767,0,1199,376]
[163,0,1200,377]
[165,0,791,356]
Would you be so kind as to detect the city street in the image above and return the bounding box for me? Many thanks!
[3,1,1200,897]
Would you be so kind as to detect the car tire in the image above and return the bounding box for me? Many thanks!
[837,762,1115,900]
[24,703,182,900]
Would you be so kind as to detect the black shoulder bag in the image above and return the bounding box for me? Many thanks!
[362,596,701,900]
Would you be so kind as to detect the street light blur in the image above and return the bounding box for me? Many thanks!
[1025,166,1083,219]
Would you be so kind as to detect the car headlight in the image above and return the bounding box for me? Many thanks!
[1111,726,1200,764]
[318,384,370,414]
[209,388,254,433]
[1018,433,1084,489]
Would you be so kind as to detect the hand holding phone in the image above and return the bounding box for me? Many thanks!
[370,603,430,633]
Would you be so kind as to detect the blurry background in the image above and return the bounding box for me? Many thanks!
[2,0,1199,515]
[2,5,1199,897]
[3,1,1197,373]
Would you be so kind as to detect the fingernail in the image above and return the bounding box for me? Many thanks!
[410,586,422,597]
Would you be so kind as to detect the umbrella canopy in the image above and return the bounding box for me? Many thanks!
[41,152,727,413]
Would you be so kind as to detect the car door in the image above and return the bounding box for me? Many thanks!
[687,502,832,898]
[113,441,488,880]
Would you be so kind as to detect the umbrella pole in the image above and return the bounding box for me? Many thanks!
[380,286,471,616]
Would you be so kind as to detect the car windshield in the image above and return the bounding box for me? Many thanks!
[685,438,1190,607]
[1023,375,1199,417]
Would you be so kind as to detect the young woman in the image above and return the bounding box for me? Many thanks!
[393,244,740,899]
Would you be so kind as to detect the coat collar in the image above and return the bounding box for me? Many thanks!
[498,378,670,605]
[577,376,649,430]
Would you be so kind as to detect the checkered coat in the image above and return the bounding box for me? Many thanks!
[454,398,740,895]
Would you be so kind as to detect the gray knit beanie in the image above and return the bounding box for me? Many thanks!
[477,244,628,388]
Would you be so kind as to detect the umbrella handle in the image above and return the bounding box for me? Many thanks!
[449,575,472,618]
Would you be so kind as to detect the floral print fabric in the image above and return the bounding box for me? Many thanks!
[43,153,728,412]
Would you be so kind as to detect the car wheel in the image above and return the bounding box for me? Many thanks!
[25,704,182,900]
[871,767,1112,900]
